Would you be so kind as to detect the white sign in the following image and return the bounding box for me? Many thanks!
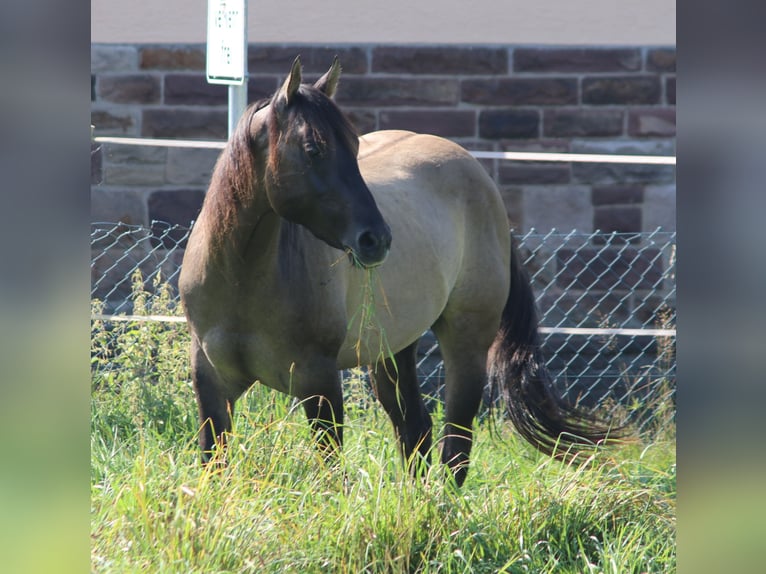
[206,0,247,85]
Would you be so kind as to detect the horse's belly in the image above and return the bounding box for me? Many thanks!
[336,287,446,368]
[336,327,422,368]
[200,326,295,394]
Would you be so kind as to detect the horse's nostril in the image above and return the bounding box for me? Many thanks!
[353,227,391,267]
[357,230,379,251]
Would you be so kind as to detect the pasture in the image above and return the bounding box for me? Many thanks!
[91,292,675,573]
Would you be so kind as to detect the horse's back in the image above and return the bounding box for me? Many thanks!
[358,130,509,265]
[359,131,490,189]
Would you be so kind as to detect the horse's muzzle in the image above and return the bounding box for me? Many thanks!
[348,226,392,268]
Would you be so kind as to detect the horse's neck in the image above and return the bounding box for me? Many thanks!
[197,167,277,277]
[213,205,284,282]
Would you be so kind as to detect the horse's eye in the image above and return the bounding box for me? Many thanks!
[304,141,322,158]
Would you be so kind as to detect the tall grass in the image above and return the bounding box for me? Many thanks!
[91,274,675,573]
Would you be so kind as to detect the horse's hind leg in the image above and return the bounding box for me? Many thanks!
[370,340,433,476]
[191,338,235,463]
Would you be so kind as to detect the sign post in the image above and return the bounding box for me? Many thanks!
[206,0,248,139]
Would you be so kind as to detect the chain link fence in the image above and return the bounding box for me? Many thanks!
[91,221,675,434]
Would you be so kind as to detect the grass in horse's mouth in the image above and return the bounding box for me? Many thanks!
[349,265,395,371]
[330,249,364,269]
[345,249,387,270]
[346,249,364,269]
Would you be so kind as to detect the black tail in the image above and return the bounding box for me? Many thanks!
[488,236,629,458]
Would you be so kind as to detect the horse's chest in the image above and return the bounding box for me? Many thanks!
[200,325,301,394]
[199,301,346,395]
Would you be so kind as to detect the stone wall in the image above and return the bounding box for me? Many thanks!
[91,43,675,234]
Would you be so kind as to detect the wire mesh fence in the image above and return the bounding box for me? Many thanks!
[91,221,675,434]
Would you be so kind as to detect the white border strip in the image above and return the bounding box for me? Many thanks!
[93,137,675,165]
[91,313,675,337]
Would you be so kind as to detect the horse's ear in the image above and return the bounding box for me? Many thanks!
[314,56,342,99]
[274,56,302,111]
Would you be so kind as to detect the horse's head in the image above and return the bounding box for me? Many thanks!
[261,57,392,268]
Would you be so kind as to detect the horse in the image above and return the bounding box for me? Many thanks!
[179,57,623,486]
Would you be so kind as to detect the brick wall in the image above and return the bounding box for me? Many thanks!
[91,44,675,234]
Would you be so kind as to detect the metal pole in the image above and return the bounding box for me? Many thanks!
[227,0,248,139]
[228,83,248,139]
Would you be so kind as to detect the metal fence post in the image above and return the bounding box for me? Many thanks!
[228,82,248,139]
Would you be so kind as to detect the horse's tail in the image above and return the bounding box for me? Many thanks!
[488,236,628,458]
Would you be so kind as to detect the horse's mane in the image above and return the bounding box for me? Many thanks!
[201,98,270,250]
[200,86,358,251]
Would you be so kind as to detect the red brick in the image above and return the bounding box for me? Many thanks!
[336,78,459,107]
[592,186,644,205]
[646,48,676,73]
[344,109,377,135]
[90,190,147,228]
[514,48,641,73]
[593,206,642,235]
[91,109,137,135]
[165,74,227,105]
[164,73,277,106]
[628,108,676,137]
[142,109,227,139]
[462,78,577,106]
[149,195,205,248]
[92,45,138,73]
[148,190,206,240]
[98,74,161,104]
[478,110,539,139]
[499,140,571,153]
[248,46,368,74]
[379,110,476,138]
[544,109,624,138]
[140,46,205,70]
[582,76,661,105]
[573,161,675,186]
[247,77,279,102]
[498,186,523,225]
[498,163,570,185]
[373,46,507,75]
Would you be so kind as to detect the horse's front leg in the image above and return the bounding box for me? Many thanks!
[191,337,237,464]
[299,370,344,459]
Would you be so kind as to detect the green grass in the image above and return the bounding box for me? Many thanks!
[92,364,675,573]
[91,274,675,572]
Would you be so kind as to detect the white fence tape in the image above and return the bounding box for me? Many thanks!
[94,137,226,150]
[91,313,675,338]
[92,313,187,324]
[94,137,676,165]
[470,150,675,165]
